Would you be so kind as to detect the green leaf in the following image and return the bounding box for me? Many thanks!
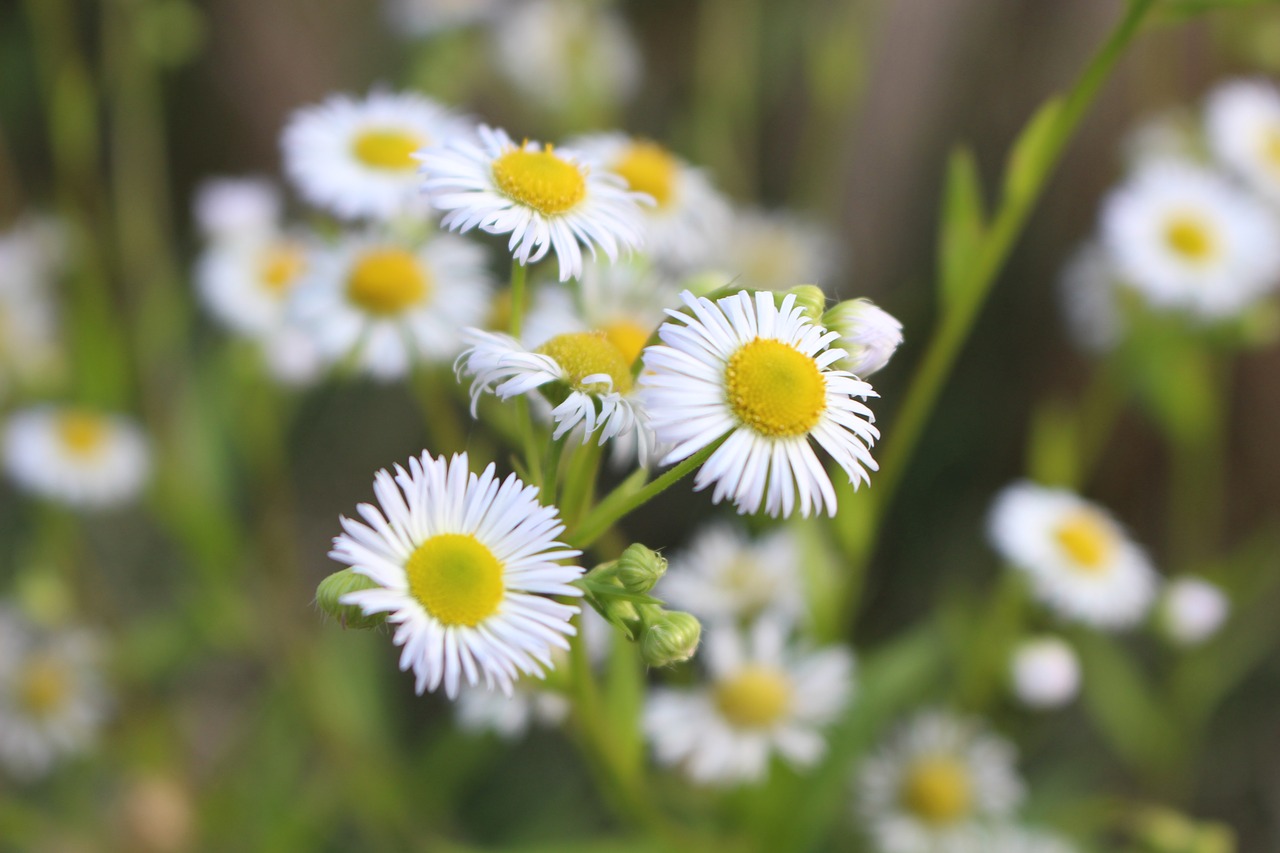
[1003,96,1065,204]
[937,146,986,310]
[1025,398,1083,489]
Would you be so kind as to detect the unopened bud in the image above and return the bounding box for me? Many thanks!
[782,285,827,321]
[822,298,904,377]
[640,610,701,667]
[615,543,667,594]
[316,569,384,630]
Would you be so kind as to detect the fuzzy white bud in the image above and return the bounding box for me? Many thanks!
[821,298,903,376]
[193,177,281,242]
[1161,577,1229,646]
[1010,636,1080,709]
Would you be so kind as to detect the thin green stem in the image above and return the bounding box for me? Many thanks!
[509,259,529,338]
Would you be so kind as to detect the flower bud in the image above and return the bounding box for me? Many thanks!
[615,543,667,594]
[781,285,827,321]
[821,298,903,376]
[1160,577,1229,647]
[1009,636,1080,709]
[640,610,701,667]
[316,569,384,630]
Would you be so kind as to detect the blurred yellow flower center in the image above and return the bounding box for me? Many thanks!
[258,243,306,294]
[492,148,586,215]
[600,321,650,366]
[725,339,826,438]
[406,533,505,627]
[901,756,973,825]
[351,127,423,171]
[1263,128,1280,173]
[713,666,791,729]
[613,142,678,208]
[1054,510,1114,571]
[57,411,109,457]
[347,249,429,315]
[18,657,70,717]
[1164,215,1218,263]
[536,332,634,394]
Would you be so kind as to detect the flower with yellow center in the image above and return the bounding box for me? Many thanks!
[1163,214,1219,264]
[421,126,648,281]
[644,619,853,785]
[258,243,307,295]
[900,756,973,825]
[1207,78,1280,204]
[194,226,313,338]
[55,411,109,459]
[333,451,584,699]
[351,128,424,171]
[345,248,430,316]
[639,289,880,518]
[1052,510,1115,572]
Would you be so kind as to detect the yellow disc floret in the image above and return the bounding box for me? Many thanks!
[258,243,307,294]
[725,339,826,438]
[901,756,973,825]
[406,533,505,627]
[18,657,70,717]
[57,410,109,457]
[536,332,634,394]
[346,249,430,316]
[351,127,424,171]
[1054,510,1115,572]
[713,666,791,729]
[600,320,651,367]
[1263,127,1280,175]
[1164,214,1218,263]
[491,147,587,216]
[612,142,678,208]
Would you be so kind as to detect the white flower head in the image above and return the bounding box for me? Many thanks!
[195,232,312,337]
[1159,576,1229,646]
[331,451,584,699]
[987,482,1157,630]
[659,524,807,626]
[4,406,150,510]
[644,618,853,786]
[639,290,880,518]
[1057,241,1126,354]
[1010,636,1081,710]
[293,232,492,380]
[454,681,569,739]
[283,90,471,221]
[1101,160,1280,318]
[192,177,282,242]
[421,126,648,281]
[821,298,904,377]
[718,208,841,292]
[856,710,1024,853]
[384,0,507,38]
[1206,78,1280,204]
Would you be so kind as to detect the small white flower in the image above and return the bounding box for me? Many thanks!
[332,452,584,699]
[191,177,282,242]
[455,683,569,739]
[294,232,492,380]
[1159,577,1229,646]
[1009,636,1080,710]
[644,619,853,785]
[0,611,108,781]
[987,482,1157,630]
[856,710,1024,853]
[1057,241,1125,354]
[283,90,470,221]
[1101,160,1280,318]
[821,298,904,377]
[421,126,648,281]
[195,233,312,337]
[639,290,879,518]
[717,208,841,292]
[659,524,807,626]
[4,406,150,509]
[1206,78,1280,204]
[384,0,507,38]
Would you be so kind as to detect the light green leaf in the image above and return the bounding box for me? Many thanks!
[1003,96,1065,204]
[937,146,986,310]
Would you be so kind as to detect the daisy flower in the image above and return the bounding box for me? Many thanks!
[1158,576,1229,646]
[4,406,150,509]
[330,451,584,698]
[1009,636,1080,710]
[195,231,312,337]
[0,611,108,781]
[987,482,1158,630]
[821,298,904,377]
[639,289,880,518]
[856,711,1024,853]
[1206,79,1280,203]
[716,208,841,292]
[659,523,807,626]
[644,619,853,785]
[282,90,470,221]
[1101,160,1280,318]
[420,126,648,282]
[293,232,492,380]
[192,177,282,242]
[568,134,730,269]
[455,682,569,740]
[1057,241,1126,354]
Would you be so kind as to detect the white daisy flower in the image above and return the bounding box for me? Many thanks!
[4,406,150,509]
[420,126,648,282]
[0,219,62,395]
[1206,78,1280,204]
[659,523,807,625]
[821,298,904,377]
[331,451,584,698]
[644,619,853,786]
[0,611,108,781]
[294,232,492,380]
[856,711,1024,853]
[195,232,311,337]
[987,482,1158,630]
[191,177,282,242]
[1159,576,1229,646]
[1009,636,1080,710]
[384,0,507,38]
[1057,241,1126,354]
[282,90,470,221]
[455,682,569,739]
[716,208,841,292]
[1101,160,1280,318]
[639,290,880,518]
[568,134,730,270]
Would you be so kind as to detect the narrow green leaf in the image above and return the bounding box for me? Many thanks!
[937,146,986,310]
[1003,96,1065,204]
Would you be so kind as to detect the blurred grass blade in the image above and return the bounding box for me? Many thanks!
[937,146,986,311]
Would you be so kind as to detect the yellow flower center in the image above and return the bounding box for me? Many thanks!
[491,147,587,216]
[17,657,70,717]
[405,533,505,628]
[57,410,109,457]
[346,249,430,316]
[1262,127,1280,175]
[536,331,634,394]
[258,243,307,295]
[901,756,973,825]
[1053,510,1115,572]
[713,666,791,729]
[612,142,678,208]
[1164,214,1218,263]
[351,127,424,171]
[725,339,826,438]
[600,320,651,367]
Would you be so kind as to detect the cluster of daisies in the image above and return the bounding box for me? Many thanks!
[1061,77,1280,350]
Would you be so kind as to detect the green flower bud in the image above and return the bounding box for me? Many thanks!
[781,284,827,322]
[615,543,667,594]
[316,569,384,630]
[640,610,701,667]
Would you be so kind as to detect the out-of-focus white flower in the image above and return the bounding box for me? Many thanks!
[192,177,282,242]
[1159,577,1230,646]
[0,219,62,395]
[1009,636,1080,710]
[196,233,311,337]
[821,298,903,377]
[455,683,569,739]
[1057,241,1126,354]
[1206,78,1280,204]
[718,208,841,292]
[659,524,807,626]
[384,0,508,38]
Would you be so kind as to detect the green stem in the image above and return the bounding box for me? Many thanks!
[509,259,529,338]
